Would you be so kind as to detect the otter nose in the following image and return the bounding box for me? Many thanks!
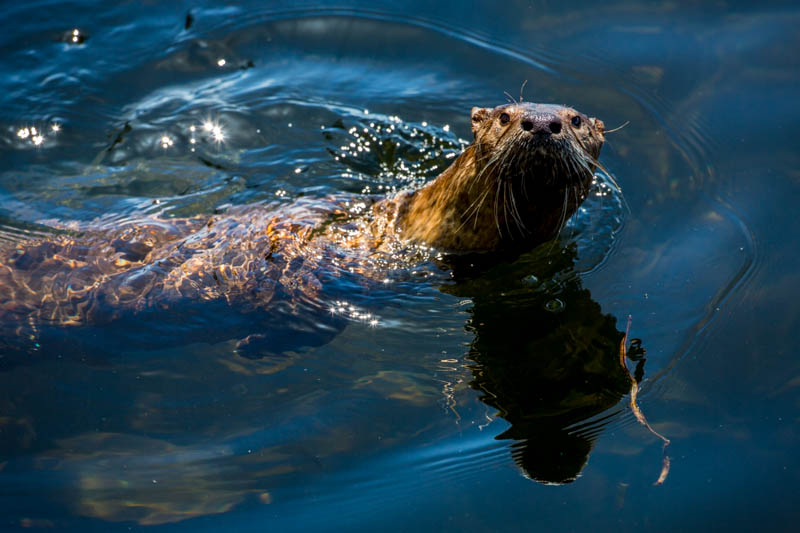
[521,115,562,135]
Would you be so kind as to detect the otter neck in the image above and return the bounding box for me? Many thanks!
[397,144,509,252]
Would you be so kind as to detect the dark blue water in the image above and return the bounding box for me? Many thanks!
[1,1,799,531]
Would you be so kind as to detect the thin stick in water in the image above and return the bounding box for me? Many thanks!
[619,314,671,485]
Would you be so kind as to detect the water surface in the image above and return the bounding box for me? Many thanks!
[1,1,799,531]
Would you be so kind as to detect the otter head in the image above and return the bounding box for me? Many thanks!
[470,102,605,180]
[397,101,607,254]
[462,102,606,249]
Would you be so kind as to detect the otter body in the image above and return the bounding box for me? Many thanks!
[0,102,605,353]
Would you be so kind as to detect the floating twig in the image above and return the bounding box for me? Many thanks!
[620,315,671,485]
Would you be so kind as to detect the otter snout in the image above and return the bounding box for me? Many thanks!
[520,113,562,135]
[470,101,604,161]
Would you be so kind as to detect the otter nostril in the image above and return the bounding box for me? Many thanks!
[549,121,562,134]
[521,120,533,131]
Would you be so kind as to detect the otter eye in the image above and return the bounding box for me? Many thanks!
[499,113,510,125]
[571,116,582,128]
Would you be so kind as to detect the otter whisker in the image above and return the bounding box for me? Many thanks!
[508,181,529,236]
[493,179,503,238]
[471,187,493,230]
[505,179,524,237]
[459,193,484,224]
[502,181,515,239]
[456,186,492,234]
[547,187,570,254]
[504,142,528,234]
[471,145,509,193]
[563,127,629,214]
[604,121,630,134]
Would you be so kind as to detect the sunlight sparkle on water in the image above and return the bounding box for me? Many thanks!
[16,123,60,147]
[329,300,381,326]
[202,120,225,143]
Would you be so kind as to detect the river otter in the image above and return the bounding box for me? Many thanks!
[0,102,605,361]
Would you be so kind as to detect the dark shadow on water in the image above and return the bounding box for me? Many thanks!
[445,244,633,484]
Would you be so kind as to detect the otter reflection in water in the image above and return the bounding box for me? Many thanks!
[449,247,642,485]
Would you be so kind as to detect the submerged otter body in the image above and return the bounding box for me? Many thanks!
[0,102,605,356]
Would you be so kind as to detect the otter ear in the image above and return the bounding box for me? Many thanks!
[471,107,488,136]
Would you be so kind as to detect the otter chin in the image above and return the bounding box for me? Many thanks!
[390,102,606,253]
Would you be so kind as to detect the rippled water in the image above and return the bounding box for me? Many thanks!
[1,1,799,531]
